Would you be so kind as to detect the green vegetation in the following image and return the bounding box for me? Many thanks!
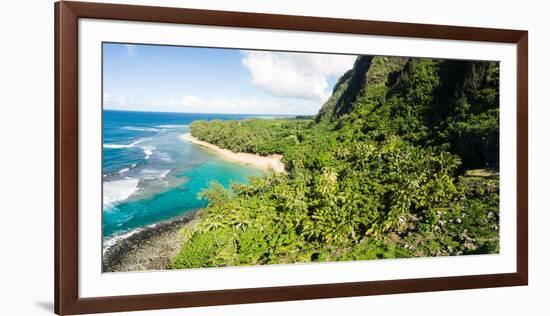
[190,118,312,156]
[173,56,500,269]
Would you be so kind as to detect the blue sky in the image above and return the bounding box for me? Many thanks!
[103,43,357,115]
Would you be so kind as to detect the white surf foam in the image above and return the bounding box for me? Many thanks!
[103,143,133,149]
[142,145,155,160]
[144,149,153,156]
[103,177,139,208]
[122,126,164,132]
[102,221,165,254]
[103,227,144,254]
[139,169,170,180]
[156,124,189,129]
[103,138,147,149]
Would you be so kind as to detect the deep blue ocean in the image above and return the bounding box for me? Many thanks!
[102,110,283,250]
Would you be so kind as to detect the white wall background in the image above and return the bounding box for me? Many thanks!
[0,0,547,315]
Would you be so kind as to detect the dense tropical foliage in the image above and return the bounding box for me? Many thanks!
[173,56,500,269]
[190,118,312,156]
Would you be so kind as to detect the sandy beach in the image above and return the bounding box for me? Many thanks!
[180,133,286,173]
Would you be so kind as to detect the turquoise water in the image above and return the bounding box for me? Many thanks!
[102,110,276,249]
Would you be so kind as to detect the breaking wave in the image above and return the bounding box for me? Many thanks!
[103,177,139,208]
[121,126,164,132]
[103,138,147,149]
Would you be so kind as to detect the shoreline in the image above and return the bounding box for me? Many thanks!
[180,133,285,173]
[102,212,197,272]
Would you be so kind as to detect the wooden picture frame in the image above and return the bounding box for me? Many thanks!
[55,1,528,314]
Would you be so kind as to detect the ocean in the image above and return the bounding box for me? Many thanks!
[102,110,279,251]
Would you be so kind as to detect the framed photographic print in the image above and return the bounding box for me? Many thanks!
[55,1,528,315]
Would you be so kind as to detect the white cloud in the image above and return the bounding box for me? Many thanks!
[241,51,355,102]
[103,93,110,102]
[180,95,207,108]
[104,94,319,115]
[125,44,137,56]
[203,97,318,115]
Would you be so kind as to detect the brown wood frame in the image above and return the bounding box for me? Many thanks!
[55,1,528,314]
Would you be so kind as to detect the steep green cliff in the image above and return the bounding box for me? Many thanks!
[316,56,409,121]
[318,55,499,169]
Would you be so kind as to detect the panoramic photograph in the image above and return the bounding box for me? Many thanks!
[102,43,500,272]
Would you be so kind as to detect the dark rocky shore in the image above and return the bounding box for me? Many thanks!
[103,212,197,272]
